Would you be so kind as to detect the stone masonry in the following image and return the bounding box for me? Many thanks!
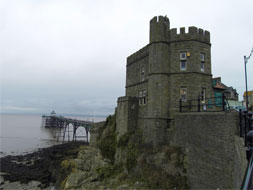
[115,16,247,188]
[117,16,213,145]
[173,112,247,189]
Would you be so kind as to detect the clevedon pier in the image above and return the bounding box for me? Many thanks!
[41,111,93,142]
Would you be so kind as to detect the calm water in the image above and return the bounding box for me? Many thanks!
[0,114,105,157]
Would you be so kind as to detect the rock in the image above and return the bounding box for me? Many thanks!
[0,142,88,189]
[64,171,89,189]
[116,184,130,190]
[62,147,113,189]
[60,115,189,190]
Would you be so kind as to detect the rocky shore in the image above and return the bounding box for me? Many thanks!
[57,115,189,190]
[0,115,190,190]
[0,142,88,190]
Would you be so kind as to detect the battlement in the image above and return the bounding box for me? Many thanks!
[170,26,210,44]
[127,45,149,65]
[150,15,169,24]
[150,16,170,43]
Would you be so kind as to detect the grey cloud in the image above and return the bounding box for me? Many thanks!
[1,0,253,115]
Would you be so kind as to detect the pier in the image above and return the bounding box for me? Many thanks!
[41,112,93,143]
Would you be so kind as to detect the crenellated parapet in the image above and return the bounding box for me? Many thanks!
[127,45,149,65]
[149,16,210,44]
[170,26,210,44]
[150,16,170,43]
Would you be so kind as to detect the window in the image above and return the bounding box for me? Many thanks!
[180,87,187,102]
[201,62,205,72]
[180,51,187,71]
[139,91,143,105]
[200,53,205,72]
[200,53,205,61]
[180,61,187,70]
[180,52,187,60]
[139,90,147,105]
[143,90,146,105]
[140,66,145,82]
[201,88,206,103]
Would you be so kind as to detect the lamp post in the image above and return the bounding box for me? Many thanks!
[244,47,253,110]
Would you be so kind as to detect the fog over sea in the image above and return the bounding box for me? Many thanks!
[0,113,106,157]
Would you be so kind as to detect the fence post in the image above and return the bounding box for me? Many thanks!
[239,109,243,137]
[248,113,252,131]
[179,99,182,112]
[198,96,201,112]
[222,93,225,111]
[244,111,248,146]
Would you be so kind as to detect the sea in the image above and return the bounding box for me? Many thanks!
[0,113,106,157]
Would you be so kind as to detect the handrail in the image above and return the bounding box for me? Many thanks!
[179,93,227,112]
[242,152,253,189]
[239,110,253,189]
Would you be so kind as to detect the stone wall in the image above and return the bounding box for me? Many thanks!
[116,96,138,139]
[172,111,247,189]
[168,73,213,115]
[89,121,105,147]
[138,117,170,146]
[126,46,149,93]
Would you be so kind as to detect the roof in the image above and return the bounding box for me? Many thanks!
[213,82,226,90]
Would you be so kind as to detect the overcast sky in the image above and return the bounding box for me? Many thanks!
[0,0,252,116]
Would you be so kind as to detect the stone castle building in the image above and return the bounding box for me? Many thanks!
[113,16,247,188]
[116,16,214,145]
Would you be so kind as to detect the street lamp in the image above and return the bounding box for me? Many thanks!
[244,47,253,110]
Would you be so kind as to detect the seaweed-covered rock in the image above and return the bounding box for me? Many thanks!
[0,142,87,189]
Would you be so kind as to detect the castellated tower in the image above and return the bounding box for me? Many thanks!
[117,16,213,145]
[114,16,246,189]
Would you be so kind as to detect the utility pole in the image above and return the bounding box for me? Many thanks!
[244,47,253,110]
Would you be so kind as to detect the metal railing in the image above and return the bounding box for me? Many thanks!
[179,94,229,112]
[239,111,253,189]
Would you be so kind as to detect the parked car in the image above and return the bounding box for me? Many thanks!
[235,106,247,112]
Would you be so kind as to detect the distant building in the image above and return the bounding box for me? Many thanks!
[243,90,253,110]
[212,77,227,98]
[212,77,238,101]
[212,77,241,109]
[225,87,239,101]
